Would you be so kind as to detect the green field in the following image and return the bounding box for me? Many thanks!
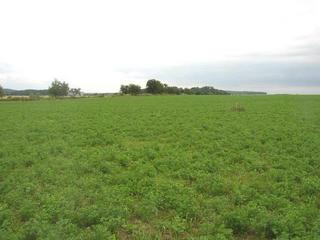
[1,95,320,239]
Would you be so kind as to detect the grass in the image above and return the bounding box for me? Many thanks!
[0,95,320,239]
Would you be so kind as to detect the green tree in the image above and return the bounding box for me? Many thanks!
[0,85,4,97]
[165,86,182,95]
[128,84,141,95]
[48,79,69,97]
[69,88,81,96]
[120,84,141,95]
[120,85,129,94]
[146,79,164,94]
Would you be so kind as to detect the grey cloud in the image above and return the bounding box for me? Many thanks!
[118,31,320,94]
[287,42,320,58]
[0,62,33,89]
[274,30,320,59]
[119,60,320,93]
[236,29,320,60]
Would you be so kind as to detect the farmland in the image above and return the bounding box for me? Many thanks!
[0,95,320,239]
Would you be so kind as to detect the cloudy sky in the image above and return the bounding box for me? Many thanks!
[0,0,320,93]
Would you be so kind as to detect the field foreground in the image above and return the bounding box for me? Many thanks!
[0,95,320,239]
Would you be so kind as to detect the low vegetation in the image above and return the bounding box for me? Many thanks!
[0,95,319,239]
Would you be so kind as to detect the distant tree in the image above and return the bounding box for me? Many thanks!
[120,85,129,94]
[146,79,164,94]
[183,86,229,95]
[120,84,141,95]
[183,88,192,95]
[0,85,4,97]
[165,86,182,95]
[69,88,81,96]
[48,79,69,97]
[120,80,229,96]
[128,84,141,95]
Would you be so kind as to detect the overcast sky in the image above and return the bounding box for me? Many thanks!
[0,0,320,93]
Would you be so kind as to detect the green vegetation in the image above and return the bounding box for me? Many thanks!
[48,79,70,97]
[120,79,230,95]
[3,89,49,96]
[69,88,82,97]
[0,85,4,97]
[0,95,319,239]
[120,84,142,95]
[226,91,267,95]
[146,79,165,94]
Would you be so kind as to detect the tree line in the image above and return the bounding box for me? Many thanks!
[0,78,229,98]
[0,79,81,98]
[120,79,229,95]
